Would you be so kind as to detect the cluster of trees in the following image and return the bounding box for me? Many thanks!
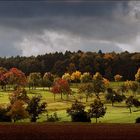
[0,88,47,122]
[67,99,106,123]
[0,51,139,80]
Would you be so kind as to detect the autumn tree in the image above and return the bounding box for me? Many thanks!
[93,72,106,98]
[67,100,91,122]
[88,99,106,123]
[7,100,29,122]
[117,84,128,95]
[26,96,47,122]
[28,72,42,89]
[62,73,71,83]
[42,72,54,90]
[135,68,140,82]
[6,68,27,88]
[103,78,110,88]
[71,71,81,83]
[78,83,94,102]
[125,81,139,96]
[114,74,123,82]
[0,67,8,90]
[80,72,92,83]
[9,88,29,104]
[51,78,71,100]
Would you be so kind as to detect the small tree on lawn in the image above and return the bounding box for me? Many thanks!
[71,71,81,83]
[67,100,91,122]
[117,84,128,95]
[125,81,139,96]
[7,100,29,122]
[62,73,71,83]
[26,96,47,122]
[5,68,27,88]
[0,67,8,90]
[126,96,134,114]
[93,72,106,98]
[28,72,42,89]
[106,88,125,106]
[126,96,140,114]
[78,83,94,102]
[43,72,54,90]
[9,88,29,104]
[51,78,71,100]
[129,82,139,97]
[80,72,92,83]
[88,99,106,123]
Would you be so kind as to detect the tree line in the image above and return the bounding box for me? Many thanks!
[0,50,139,80]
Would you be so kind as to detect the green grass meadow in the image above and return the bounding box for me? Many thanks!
[0,82,140,123]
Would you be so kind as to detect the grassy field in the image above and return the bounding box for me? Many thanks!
[0,82,140,123]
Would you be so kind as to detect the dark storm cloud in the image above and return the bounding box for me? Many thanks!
[0,0,139,56]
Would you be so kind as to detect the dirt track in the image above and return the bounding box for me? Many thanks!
[0,123,139,140]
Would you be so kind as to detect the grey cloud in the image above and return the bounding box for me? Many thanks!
[0,0,139,56]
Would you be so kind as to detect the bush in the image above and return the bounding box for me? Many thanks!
[0,106,11,122]
[46,112,60,122]
[136,117,140,123]
[67,100,91,122]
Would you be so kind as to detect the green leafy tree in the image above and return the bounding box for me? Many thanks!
[126,96,134,114]
[26,96,47,122]
[78,83,94,102]
[42,72,54,90]
[88,99,106,123]
[93,72,106,98]
[126,96,140,113]
[106,88,126,106]
[67,100,91,122]
[28,72,42,89]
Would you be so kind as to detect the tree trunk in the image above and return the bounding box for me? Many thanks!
[54,94,56,101]
[61,93,63,100]
[96,117,98,123]
[112,102,114,107]
[31,117,37,122]
[86,96,88,102]
[129,107,132,114]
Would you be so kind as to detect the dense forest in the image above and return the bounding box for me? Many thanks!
[0,50,139,80]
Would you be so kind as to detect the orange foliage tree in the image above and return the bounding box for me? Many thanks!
[5,68,27,88]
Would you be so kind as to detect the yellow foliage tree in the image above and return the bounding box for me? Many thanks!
[62,73,71,82]
[135,68,140,82]
[71,71,81,82]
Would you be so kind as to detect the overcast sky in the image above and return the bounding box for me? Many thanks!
[0,0,140,57]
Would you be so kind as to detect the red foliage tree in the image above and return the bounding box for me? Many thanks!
[51,78,71,100]
[0,67,8,90]
[5,68,27,87]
